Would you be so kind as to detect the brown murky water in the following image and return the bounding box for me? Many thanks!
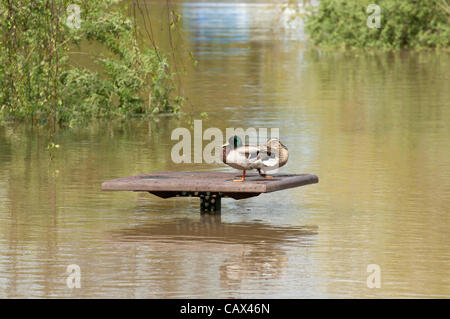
[0,2,449,298]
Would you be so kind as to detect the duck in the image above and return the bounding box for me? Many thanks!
[222,135,289,182]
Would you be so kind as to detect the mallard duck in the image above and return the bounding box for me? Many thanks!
[222,136,289,182]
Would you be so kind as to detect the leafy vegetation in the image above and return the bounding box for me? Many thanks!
[0,0,182,128]
[305,0,450,49]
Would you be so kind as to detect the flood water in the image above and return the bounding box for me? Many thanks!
[0,1,449,298]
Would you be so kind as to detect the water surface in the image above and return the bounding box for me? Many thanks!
[0,1,449,298]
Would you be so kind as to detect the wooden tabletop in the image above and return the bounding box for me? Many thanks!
[101,171,319,195]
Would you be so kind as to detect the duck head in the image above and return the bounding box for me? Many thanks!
[222,135,243,163]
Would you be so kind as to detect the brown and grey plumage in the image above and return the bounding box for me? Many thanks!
[222,136,289,182]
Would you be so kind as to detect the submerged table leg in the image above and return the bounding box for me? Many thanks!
[200,192,221,212]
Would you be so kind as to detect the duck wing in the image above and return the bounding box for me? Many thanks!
[237,145,261,161]
[242,145,279,168]
[238,145,278,167]
[257,148,278,167]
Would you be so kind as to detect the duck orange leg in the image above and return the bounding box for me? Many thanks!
[233,170,246,182]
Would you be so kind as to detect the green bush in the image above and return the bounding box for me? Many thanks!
[0,0,182,127]
[305,0,450,49]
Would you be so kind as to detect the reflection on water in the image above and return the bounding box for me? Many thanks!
[111,215,318,296]
[0,1,449,298]
[183,3,252,45]
[113,214,318,245]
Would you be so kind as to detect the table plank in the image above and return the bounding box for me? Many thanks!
[101,171,319,194]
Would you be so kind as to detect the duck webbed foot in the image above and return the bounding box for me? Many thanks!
[233,170,246,182]
[257,169,273,178]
